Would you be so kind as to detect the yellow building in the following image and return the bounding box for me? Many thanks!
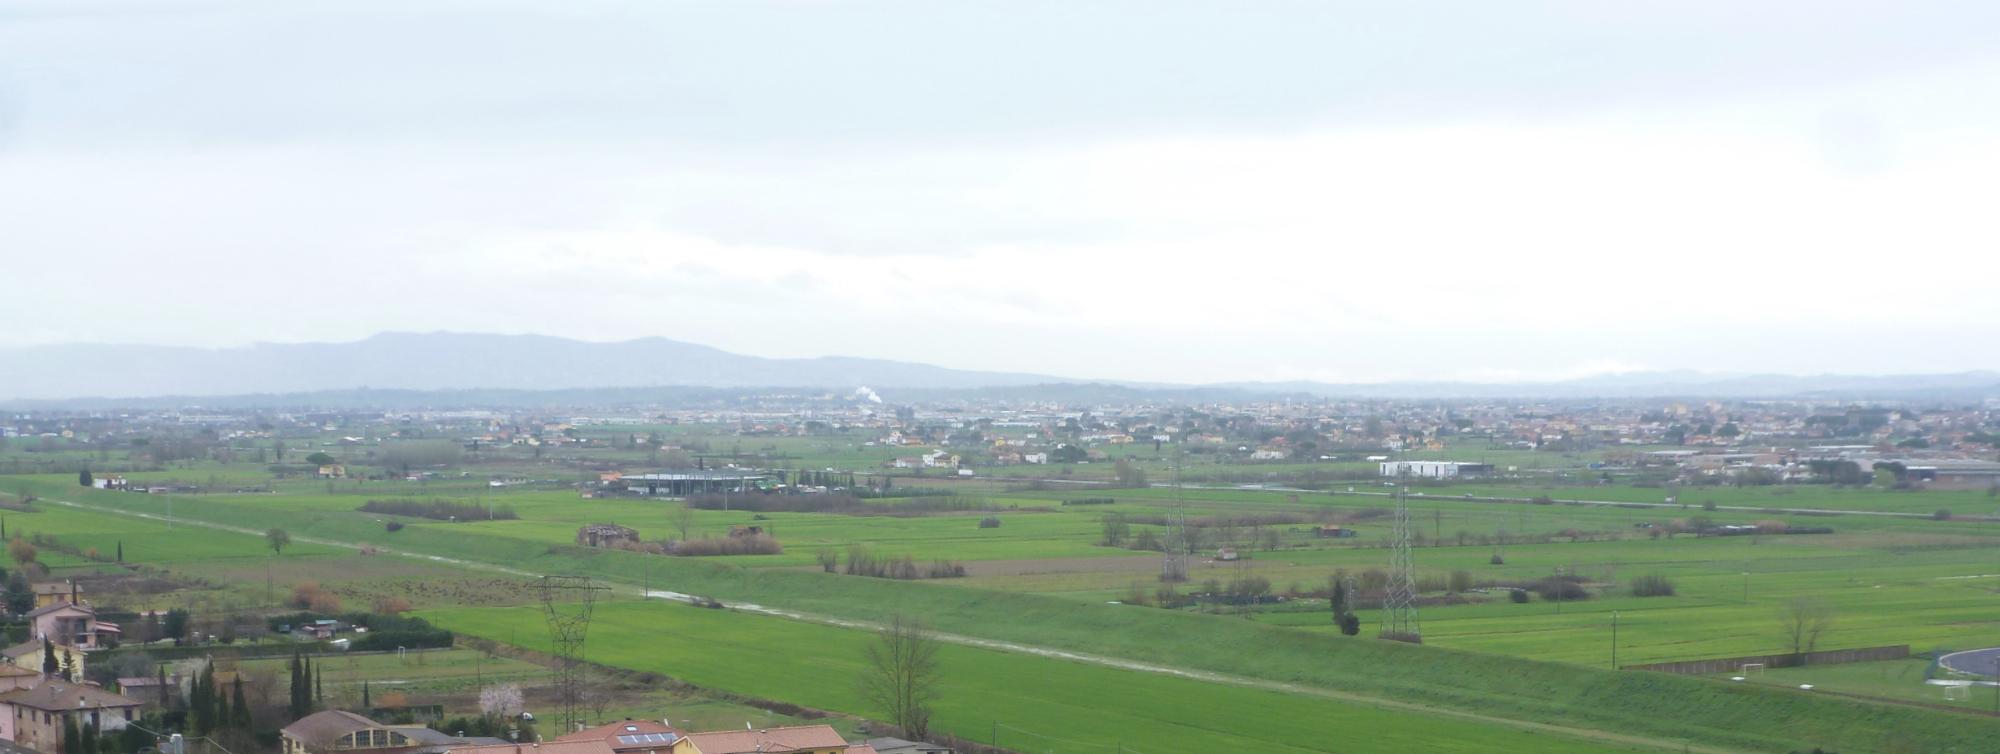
[1,641,83,680]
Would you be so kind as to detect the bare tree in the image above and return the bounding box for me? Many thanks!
[671,503,696,542]
[860,615,940,741]
[1778,597,1836,662]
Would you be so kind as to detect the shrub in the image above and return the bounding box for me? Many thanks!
[1489,553,1505,565]
[1508,589,1530,604]
[1448,570,1473,593]
[814,549,838,573]
[1934,509,1952,521]
[1630,573,1676,597]
[384,521,404,532]
[671,534,783,556]
[1701,500,1717,511]
[978,516,1002,529]
[1536,577,1589,602]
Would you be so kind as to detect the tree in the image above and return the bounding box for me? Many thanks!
[1779,597,1836,663]
[231,676,251,729]
[859,615,940,741]
[1099,513,1130,547]
[163,608,190,643]
[266,528,291,555]
[1112,458,1147,487]
[78,469,93,488]
[672,503,696,542]
[304,452,337,467]
[479,683,523,720]
[9,537,37,570]
[289,651,308,719]
[3,573,29,615]
[62,713,80,754]
[42,639,56,676]
[192,661,216,735]
[1329,574,1360,636]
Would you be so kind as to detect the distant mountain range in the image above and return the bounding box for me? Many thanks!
[0,332,1064,402]
[1,332,1997,405]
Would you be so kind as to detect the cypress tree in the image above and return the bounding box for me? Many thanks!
[116,541,123,563]
[315,662,323,706]
[192,662,216,735]
[288,651,303,719]
[362,681,371,710]
[216,679,231,730]
[81,718,99,754]
[158,664,173,710]
[231,676,251,729]
[41,639,56,676]
[62,714,79,754]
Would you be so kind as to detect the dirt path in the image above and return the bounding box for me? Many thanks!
[53,496,1742,754]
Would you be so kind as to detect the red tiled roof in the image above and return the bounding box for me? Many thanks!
[679,726,846,754]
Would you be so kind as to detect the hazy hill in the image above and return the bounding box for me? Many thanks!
[0,332,1068,401]
[4,332,1997,404]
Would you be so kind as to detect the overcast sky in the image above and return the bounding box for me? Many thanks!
[4,1,1998,384]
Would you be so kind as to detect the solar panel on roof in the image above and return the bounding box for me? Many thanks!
[616,733,677,745]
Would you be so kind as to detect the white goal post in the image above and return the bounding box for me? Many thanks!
[1944,685,1971,701]
[1739,663,1766,676]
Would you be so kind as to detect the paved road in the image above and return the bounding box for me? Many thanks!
[1939,648,2000,677]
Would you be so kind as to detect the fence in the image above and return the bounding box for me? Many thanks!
[1624,645,1909,675]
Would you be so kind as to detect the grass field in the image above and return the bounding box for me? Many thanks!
[13,461,2000,753]
[425,601,1641,754]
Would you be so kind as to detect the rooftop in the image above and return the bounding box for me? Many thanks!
[677,725,846,754]
[0,682,141,711]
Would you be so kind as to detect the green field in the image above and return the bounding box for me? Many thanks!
[425,601,1640,754]
[12,446,2000,754]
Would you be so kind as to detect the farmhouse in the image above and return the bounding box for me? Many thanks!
[1377,461,1494,479]
[577,524,641,549]
[0,681,141,751]
[114,672,182,707]
[671,725,847,754]
[28,581,83,610]
[27,603,118,650]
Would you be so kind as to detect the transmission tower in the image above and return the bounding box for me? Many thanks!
[1381,482,1422,643]
[538,575,607,731]
[1161,447,1189,582]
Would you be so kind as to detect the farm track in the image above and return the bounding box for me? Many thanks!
[52,496,1742,754]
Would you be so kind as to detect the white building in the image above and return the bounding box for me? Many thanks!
[1378,461,1495,479]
